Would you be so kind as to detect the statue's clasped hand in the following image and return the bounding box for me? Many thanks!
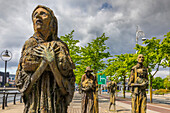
[33,42,59,63]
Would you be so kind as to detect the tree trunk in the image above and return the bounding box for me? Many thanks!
[93,71,99,113]
[116,83,118,97]
[150,76,153,103]
[123,75,126,98]
[149,64,159,103]
[99,84,102,94]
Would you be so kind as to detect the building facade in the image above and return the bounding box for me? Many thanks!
[0,71,9,87]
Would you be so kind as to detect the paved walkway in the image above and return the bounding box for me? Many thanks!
[0,91,170,113]
[68,92,131,113]
[0,102,24,113]
[100,93,170,113]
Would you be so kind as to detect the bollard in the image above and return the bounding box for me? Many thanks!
[14,93,17,105]
[5,93,8,107]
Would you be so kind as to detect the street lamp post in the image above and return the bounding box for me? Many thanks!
[1,50,12,109]
[136,25,146,53]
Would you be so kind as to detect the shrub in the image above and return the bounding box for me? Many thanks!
[153,89,170,95]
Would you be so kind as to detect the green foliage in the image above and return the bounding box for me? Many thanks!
[74,65,87,84]
[164,75,170,90]
[159,32,170,67]
[105,53,137,81]
[60,30,169,87]
[152,77,165,89]
[60,30,82,84]
[60,31,111,84]
[104,53,138,98]
[80,33,111,73]
[153,89,170,95]
[60,30,81,64]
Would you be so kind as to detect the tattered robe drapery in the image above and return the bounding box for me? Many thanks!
[15,34,75,113]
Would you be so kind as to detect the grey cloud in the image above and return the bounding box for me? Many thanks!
[0,0,169,77]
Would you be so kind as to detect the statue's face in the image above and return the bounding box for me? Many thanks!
[137,54,144,63]
[33,8,51,34]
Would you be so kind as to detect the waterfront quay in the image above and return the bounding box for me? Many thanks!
[0,91,170,113]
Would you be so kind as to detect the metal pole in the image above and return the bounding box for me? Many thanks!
[136,26,139,53]
[2,61,7,109]
[4,61,7,87]
[136,25,146,53]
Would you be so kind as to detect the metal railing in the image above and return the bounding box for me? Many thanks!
[0,88,22,109]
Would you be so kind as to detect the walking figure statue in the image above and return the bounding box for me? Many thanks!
[81,67,98,113]
[128,54,148,113]
[15,5,75,113]
[107,81,117,111]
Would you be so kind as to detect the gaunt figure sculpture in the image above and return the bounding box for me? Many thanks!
[81,67,97,113]
[128,54,148,113]
[107,81,117,111]
[15,5,75,113]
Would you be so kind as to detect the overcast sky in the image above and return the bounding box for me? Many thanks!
[0,0,169,78]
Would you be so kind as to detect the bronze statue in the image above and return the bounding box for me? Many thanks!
[81,67,97,113]
[15,5,75,113]
[107,81,117,111]
[128,54,148,113]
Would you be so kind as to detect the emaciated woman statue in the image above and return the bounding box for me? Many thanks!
[15,5,75,113]
[128,54,148,113]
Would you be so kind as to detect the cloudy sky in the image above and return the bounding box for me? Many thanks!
[0,0,169,78]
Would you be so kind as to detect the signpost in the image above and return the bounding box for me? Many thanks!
[97,71,106,85]
[97,71,106,94]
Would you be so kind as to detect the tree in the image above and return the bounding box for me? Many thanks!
[80,33,111,74]
[79,33,110,113]
[104,58,120,95]
[60,31,111,89]
[105,53,137,98]
[158,32,170,68]
[60,30,82,84]
[60,30,81,64]
[164,75,170,90]
[152,77,164,89]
